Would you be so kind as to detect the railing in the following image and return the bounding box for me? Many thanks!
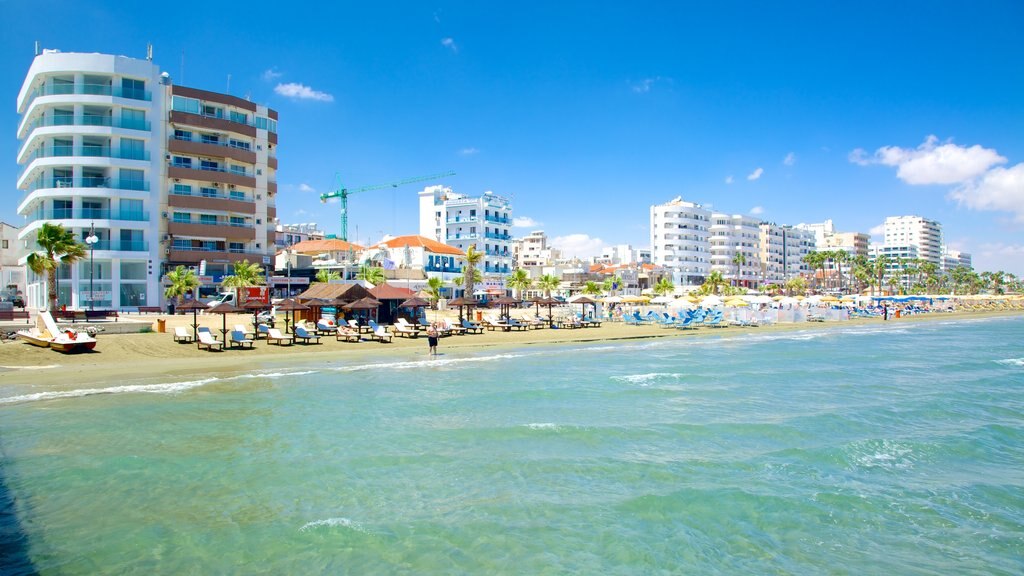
[171,134,252,151]
[25,83,152,108]
[169,189,252,202]
[168,162,251,178]
[28,209,150,222]
[89,240,150,251]
[484,233,511,241]
[446,233,479,241]
[170,245,265,257]
[484,266,510,274]
[24,177,149,194]
[483,216,510,224]
[23,115,151,133]
[446,216,478,224]
[24,145,150,162]
[171,217,253,229]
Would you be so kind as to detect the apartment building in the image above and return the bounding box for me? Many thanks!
[882,215,943,266]
[758,223,814,284]
[513,230,560,268]
[709,213,761,286]
[419,186,513,275]
[650,196,711,286]
[942,248,972,272]
[15,48,279,309]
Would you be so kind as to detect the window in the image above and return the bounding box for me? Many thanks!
[229,189,245,201]
[229,164,246,175]
[200,214,218,225]
[119,198,143,219]
[172,96,201,114]
[200,187,219,198]
[172,156,192,168]
[229,216,246,227]
[172,212,190,223]
[172,239,191,250]
[120,262,147,281]
[229,242,244,253]
[202,105,223,119]
[202,241,218,251]
[120,229,143,251]
[120,138,145,160]
[52,108,74,125]
[173,183,192,195]
[119,168,145,191]
[228,139,250,151]
[173,129,192,141]
[53,199,72,219]
[121,108,146,130]
[121,78,145,100]
[200,133,220,145]
[229,110,248,125]
[2,240,8,249]
[200,159,219,171]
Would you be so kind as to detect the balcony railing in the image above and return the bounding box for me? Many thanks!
[171,134,252,151]
[483,265,510,274]
[172,217,253,229]
[446,216,478,224]
[484,232,511,241]
[24,177,149,195]
[169,162,251,178]
[29,209,150,222]
[26,83,152,105]
[446,233,479,241]
[24,145,150,162]
[88,240,150,251]
[169,188,251,202]
[483,216,510,224]
[23,115,151,133]
[171,245,264,256]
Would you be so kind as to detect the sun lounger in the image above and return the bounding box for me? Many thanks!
[315,319,337,335]
[349,319,373,334]
[197,331,224,351]
[443,320,466,335]
[371,326,393,343]
[484,317,510,331]
[229,330,255,349]
[173,326,193,343]
[233,324,255,338]
[392,323,419,337]
[293,326,322,344]
[256,324,271,339]
[336,327,361,342]
[267,328,293,345]
[461,319,484,334]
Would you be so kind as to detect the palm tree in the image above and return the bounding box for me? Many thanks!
[784,276,807,296]
[701,270,726,295]
[506,268,533,299]
[832,250,849,293]
[602,274,624,296]
[164,265,200,308]
[221,259,265,288]
[425,277,445,308]
[461,244,484,299]
[26,223,87,311]
[537,273,561,299]
[356,265,386,285]
[872,254,890,296]
[731,252,747,287]
[582,281,602,296]
[802,251,826,291]
[653,277,675,297]
[315,268,341,283]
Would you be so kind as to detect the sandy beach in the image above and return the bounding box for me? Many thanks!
[1,308,1019,389]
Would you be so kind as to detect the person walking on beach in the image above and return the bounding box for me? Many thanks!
[883,303,888,321]
[427,323,439,356]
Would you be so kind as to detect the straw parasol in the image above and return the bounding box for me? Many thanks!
[398,296,431,323]
[649,295,675,305]
[275,298,310,333]
[725,298,749,307]
[207,301,243,342]
[572,295,598,320]
[343,297,381,326]
[177,299,208,342]
[447,296,477,322]
[243,299,271,329]
[491,295,522,321]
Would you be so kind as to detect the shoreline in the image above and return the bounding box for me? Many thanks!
[1,309,1020,390]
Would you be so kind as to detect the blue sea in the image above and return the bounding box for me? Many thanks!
[1,316,1022,574]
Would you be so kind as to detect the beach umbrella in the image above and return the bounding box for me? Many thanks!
[667,298,694,310]
[447,296,476,322]
[398,297,430,323]
[491,295,521,321]
[177,299,208,342]
[243,300,270,329]
[343,297,381,326]
[650,295,675,305]
[572,295,598,320]
[207,301,243,342]
[700,295,723,308]
[276,298,310,333]
[820,295,840,304]
[600,295,623,304]
[725,298,749,307]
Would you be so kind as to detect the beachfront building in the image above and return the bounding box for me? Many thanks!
[0,222,28,302]
[710,212,762,287]
[822,231,870,258]
[942,248,972,272]
[650,196,712,286]
[418,186,513,276]
[882,215,943,266]
[758,223,814,284]
[276,223,324,250]
[16,49,165,310]
[363,234,465,292]
[512,230,560,269]
[15,47,281,310]
[165,85,279,295]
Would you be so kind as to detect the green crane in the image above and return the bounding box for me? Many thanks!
[319,171,456,241]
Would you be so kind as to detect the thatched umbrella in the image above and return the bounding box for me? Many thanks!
[207,301,243,343]
[303,297,334,324]
[398,297,431,324]
[243,300,271,330]
[343,297,381,327]
[491,295,522,321]
[572,296,598,321]
[534,296,559,327]
[275,298,310,333]
[177,299,208,342]
[447,296,476,322]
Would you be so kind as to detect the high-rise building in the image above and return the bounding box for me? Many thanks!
[418,186,513,275]
[882,215,943,265]
[758,223,814,284]
[649,196,711,285]
[513,230,559,268]
[710,212,761,286]
[15,48,279,309]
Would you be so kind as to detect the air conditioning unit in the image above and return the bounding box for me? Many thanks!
[228,184,235,189]
[161,212,168,218]
[164,248,170,255]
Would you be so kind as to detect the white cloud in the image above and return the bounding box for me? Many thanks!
[851,135,1006,185]
[747,167,764,181]
[298,183,315,193]
[441,37,458,53]
[631,76,670,94]
[551,234,606,259]
[724,175,734,185]
[949,162,1024,223]
[513,216,542,228]
[749,206,764,216]
[973,242,1024,275]
[274,82,334,102]
[869,224,886,237]
[261,68,282,82]
[458,147,479,156]
[783,152,796,166]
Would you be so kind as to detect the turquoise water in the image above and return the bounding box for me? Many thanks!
[1,317,1023,574]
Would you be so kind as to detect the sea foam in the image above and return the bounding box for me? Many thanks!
[299,517,368,533]
[0,377,219,405]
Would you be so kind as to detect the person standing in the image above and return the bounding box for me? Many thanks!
[427,323,439,356]
[883,303,888,321]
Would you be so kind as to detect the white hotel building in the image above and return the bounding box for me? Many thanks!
[650,196,711,286]
[15,49,279,310]
[419,186,513,276]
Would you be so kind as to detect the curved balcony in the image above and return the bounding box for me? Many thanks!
[19,114,150,140]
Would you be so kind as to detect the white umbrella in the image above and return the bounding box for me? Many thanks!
[600,295,623,304]
[650,295,675,304]
[749,295,773,304]
[778,296,800,306]
[667,298,694,310]
[700,295,723,307]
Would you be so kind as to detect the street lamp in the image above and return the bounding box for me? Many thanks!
[85,223,99,311]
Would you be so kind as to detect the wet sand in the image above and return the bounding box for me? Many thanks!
[0,308,1019,388]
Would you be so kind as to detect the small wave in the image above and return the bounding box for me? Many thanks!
[229,369,318,380]
[524,422,560,431]
[300,517,368,533]
[332,352,530,373]
[0,364,59,370]
[612,373,683,386]
[996,358,1024,367]
[0,377,219,405]
[845,439,917,471]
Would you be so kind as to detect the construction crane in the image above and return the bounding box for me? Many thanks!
[319,171,456,242]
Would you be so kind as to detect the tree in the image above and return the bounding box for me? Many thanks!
[872,254,890,296]
[802,251,826,290]
[315,268,341,283]
[653,277,675,297]
[506,268,533,299]
[700,270,727,295]
[832,250,849,293]
[164,265,200,306]
[601,275,624,296]
[26,223,87,311]
[425,277,444,308]
[582,281,602,296]
[221,259,265,288]
[784,276,807,296]
[461,244,484,299]
[537,273,561,298]
[356,265,386,285]
[732,252,747,287]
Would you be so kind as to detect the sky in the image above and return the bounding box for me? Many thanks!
[3,1,1023,274]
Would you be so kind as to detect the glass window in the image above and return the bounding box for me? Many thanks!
[229,164,246,175]
[121,78,145,100]
[199,214,217,225]
[52,108,74,125]
[229,216,245,226]
[119,168,145,191]
[120,262,147,280]
[200,159,219,171]
[119,198,143,219]
[200,133,220,145]
[120,284,147,306]
[173,129,192,141]
[53,199,72,219]
[172,212,190,223]
[228,139,250,151]
[121,108,146,130]
[229,110,248,124]
[173,183,192,195]
[229,190,245,201]
[120,138,145,160]
[200,187,218,198]
[172,156,192,168]
[202,105,223,118]
[229,242,244,253]
[172,96,201,114]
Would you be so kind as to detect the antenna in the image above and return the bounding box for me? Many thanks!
[34,41,40,56]
[180,49,185,85]
[226,73,231,93]
[146,43,153,61]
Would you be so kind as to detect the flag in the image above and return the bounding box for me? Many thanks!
[381,258,396,270]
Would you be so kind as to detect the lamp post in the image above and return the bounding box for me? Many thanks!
[84,223,99,310]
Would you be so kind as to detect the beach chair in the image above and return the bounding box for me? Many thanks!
[197,330,224,351]
[349,318,372,334]
[444,319,467,335]
[484,316,509,331]
[392,322,419,338]
[173,326,193,343]
[233,324,255,339]
[229,330,255,349]
[371,325,393,343]
[267,328,293,346]
[315,319,337,336]
[256,324,271,339]
[417,317,432,330]
[336,326,361,342]
[461,318,484,334]
[293,325,322,344]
